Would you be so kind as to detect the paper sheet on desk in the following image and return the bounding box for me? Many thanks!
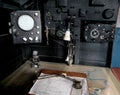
[29,73,89,95]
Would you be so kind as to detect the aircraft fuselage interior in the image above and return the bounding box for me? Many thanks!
[0,0,120,95]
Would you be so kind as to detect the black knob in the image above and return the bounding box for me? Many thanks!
[14,32,19,37]
[102,9,114,19]
[79,9,87,17]
[56,30,64,38]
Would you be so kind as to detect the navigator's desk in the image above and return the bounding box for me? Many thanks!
[1,61,120,95]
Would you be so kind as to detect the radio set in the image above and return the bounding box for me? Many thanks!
[9,0,119,66]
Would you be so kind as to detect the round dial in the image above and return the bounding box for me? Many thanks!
[102,9,114,19]
[90,29,100,38]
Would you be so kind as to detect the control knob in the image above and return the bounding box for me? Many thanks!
[29,37,33,41]
[22,37,27,42]
[102,9,114,19]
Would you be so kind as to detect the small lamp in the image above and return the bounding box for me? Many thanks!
[63,29,71,41]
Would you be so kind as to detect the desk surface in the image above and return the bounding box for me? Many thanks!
[38,61,120,95]
[2,61,120,95]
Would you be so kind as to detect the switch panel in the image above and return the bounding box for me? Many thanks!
[44,0,118,43]
[43,0,119,66]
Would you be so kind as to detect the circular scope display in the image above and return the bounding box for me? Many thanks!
[18,15,34,31]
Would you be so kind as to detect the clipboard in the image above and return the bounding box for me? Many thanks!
[28,69,89,95]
